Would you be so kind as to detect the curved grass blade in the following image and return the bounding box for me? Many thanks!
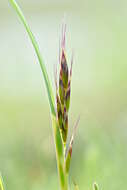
[9,0,55,116]
[0,174,4,190]
[93,183,99,190]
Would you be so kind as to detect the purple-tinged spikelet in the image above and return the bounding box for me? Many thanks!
[56,94,63,128]
[65,116,80,173]
[60,50,69,89]
[59,78,65,105]
[65,54,73,111]
[55,24,73,144]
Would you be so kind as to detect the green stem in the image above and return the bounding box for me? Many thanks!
[52,116,68,190]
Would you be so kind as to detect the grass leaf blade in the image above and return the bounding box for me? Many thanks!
[93,183,99,190]
[0,174,4,190]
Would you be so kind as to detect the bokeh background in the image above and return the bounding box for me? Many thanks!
[0,0,127,190]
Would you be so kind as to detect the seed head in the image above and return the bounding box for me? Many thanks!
[55,24,73,145]
[60,50,69,89]
[59,78,65,105]
[56,94,63,128]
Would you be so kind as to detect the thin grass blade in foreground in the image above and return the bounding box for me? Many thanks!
[0,175,4,190]
[93,183,99,190]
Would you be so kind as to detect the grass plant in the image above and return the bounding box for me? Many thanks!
[1,0,100,189]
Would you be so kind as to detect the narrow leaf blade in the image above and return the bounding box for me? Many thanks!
[93,183,99,190]
[0,175,4,190]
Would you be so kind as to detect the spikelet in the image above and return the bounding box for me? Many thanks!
[65,54,73,112]
[55,24,73,145]
[65,116,80,173]
[60,50,69,89]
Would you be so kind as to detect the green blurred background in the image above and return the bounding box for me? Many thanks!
[0,0,127,190]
